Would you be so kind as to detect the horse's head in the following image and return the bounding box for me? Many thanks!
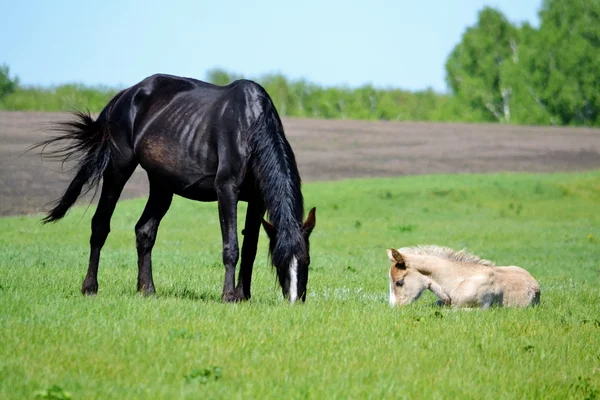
[262,207,316,303]
[387,248,429,306]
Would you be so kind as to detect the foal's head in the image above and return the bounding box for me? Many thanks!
[387,248,429,306]
[262,207,316,303]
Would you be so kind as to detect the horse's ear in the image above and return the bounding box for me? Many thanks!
[386,248,403,262]
[386,248,406,269]
[261,218,277,239]
[303,207,316,236]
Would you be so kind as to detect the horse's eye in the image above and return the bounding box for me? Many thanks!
[396,279,404,287]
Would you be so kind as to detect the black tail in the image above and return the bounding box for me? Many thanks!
[248,97,305,267]
[29,111,115,224]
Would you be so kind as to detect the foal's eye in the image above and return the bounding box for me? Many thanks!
[396,279,404,287]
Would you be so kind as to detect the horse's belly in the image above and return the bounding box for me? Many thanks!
[138,159,218,201]
[163,171,218,201]
[176,185,218,202]
[135,135,219,201]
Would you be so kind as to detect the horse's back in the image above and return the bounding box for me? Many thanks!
[103,74,272,201]
[108,73,262,121]
[127,75,268,136]
[495,266,540,307]
[131,74,267,109]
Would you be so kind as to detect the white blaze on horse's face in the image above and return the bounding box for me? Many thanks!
[387,248,428,307]
[289,256,298,303]
[261,207,316,304]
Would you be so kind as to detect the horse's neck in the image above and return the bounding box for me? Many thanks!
[410,255,449,277]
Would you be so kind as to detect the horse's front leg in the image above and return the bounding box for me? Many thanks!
[427,279,451,306]
[216,180,241,303]
[236,198,265,300]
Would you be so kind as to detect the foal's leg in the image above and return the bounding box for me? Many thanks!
[82,165,136,295]
[135,182,173,295]
[216,179,240,302]
[236,199,266,300]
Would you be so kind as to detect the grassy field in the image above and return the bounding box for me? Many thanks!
[1,171,599,399]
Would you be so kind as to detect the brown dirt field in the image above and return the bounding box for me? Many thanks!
[1,110,599,217]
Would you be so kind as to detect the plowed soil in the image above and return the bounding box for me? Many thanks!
[1,111,599,217]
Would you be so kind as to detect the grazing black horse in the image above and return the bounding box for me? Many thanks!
[31,73,316,303]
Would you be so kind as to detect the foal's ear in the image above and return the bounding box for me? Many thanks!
[303,207,316,236]
[386,248,406,268]
[261,218,277,239]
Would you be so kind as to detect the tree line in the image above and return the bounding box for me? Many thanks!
[1,0,598,126]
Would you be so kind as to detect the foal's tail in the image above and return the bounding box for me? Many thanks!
[29,111,116,224]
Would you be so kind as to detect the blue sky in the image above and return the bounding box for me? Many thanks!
[1,0,541,93]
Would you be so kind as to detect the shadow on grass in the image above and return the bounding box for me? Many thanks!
[157,286,221,302]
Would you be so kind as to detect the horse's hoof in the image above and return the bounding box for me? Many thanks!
[137,282,156,296]
[222,292,244,303]
[235,287,251,301]
[81,281,98,296]
[138,288,156,297]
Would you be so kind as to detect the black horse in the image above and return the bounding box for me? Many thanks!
[31,73,316,303]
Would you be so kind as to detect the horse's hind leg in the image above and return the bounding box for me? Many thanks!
[236,198,266,300]
[82,165,136,295]
[134,180,173,295]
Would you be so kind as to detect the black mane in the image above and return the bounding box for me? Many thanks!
[246,90,306,267]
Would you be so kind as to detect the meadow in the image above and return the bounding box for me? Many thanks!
[1,171,599,399]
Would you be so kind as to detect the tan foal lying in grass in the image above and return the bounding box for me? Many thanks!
[387,245,540,309]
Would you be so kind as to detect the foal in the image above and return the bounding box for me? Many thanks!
[387,245,540,309]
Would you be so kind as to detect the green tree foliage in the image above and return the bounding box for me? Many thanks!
[1,1,598,127]
[0,63,19,101]
[530,0,600,125]
[204,69,453,121]
[445,7,520,123]
[205,68,244,86]
[446,1,600,126]
[0,84,118,112]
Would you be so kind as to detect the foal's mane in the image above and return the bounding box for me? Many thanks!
[398,245,495,267]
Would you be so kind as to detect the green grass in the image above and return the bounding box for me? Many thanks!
[1,171,599,399]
